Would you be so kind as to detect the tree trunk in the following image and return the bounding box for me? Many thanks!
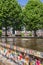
[5,27,7,43]
[13,28,15,34]
[34,30,37,37]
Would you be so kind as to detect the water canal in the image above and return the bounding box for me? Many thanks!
[0,37,43,52]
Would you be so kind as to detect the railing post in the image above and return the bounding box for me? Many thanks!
[13,37,14,45]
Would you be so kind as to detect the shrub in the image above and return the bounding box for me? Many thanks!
[21,32,24,37]
[29,32,32,36]
[0,30,2,37]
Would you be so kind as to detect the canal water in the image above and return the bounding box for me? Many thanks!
[14,38,43,52]
[0,37,43,52]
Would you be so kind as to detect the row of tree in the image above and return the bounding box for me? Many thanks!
[0,0,43,37]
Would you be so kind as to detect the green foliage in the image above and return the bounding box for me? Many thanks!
[29,32,32,36]
[0,30,2,37]
[0,0,22,30]
[0,21,2,29]
[23,0,43,31]
[21,32,24,37]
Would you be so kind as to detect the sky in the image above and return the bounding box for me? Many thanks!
[18,0,43,6]
[18,0,28,6]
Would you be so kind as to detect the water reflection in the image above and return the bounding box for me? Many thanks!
[1,38,43,52]
[14,38,43,52]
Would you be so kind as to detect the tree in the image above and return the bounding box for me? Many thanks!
[0,21,2,29]
[0,0,22,33]
[23,0,43,36]
[0,30,2,37]
[0,21,2,37]
[0,0,22,42]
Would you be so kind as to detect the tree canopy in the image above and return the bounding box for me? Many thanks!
[0,22,2,29]
[23,0,43,31]
[0,0,43,37]
[0,0,22,30]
